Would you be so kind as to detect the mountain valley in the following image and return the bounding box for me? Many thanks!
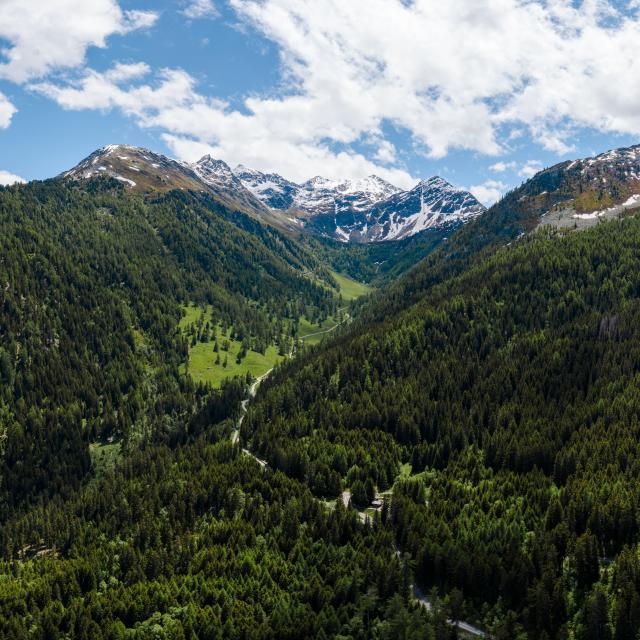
[4,141,640,638]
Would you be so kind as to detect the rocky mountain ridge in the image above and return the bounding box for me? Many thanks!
[64,144,485,242]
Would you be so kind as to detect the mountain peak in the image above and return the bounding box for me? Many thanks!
[302,176,336,190]
[417,175,451,190]
[336,175,402,197]
[63,144,205,192]
[354,175,485,241]
[100,143,145,155]
[191,155,240,190]
[233,163,264,177]
[62,145,486,243]
[234,165,300,210]
[196,154,229,167]
[194,155,233,173]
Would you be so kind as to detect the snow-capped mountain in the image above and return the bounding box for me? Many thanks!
[189,155,273,216]
[63,144,205,192]
[231,165,482,241]
[193,155,243,190]
[232,168,401,216]
[294,175,402,216]
[234,165,300,209]
[63,144,486,243]
[362,176,486,241]
[63,145,272,220]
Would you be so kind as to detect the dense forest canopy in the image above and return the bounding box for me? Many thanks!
[0,177,461,639]
[243,213,640,638]
[0,177,338,515]
[3,163,640,638]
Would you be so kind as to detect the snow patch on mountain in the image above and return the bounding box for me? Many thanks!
[192,155,241,189]
[232,164,484,242]
[233,165,299,209]
[362,176,486,241]
[64,145,486,242]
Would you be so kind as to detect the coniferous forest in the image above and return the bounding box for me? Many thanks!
[5,152,640,640]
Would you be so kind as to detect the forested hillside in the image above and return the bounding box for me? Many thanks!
[0,177,337,516]
[0,432,450,639]
[242,212,640,637]
[362,148,640,324]
[6,151,640,639]
[298,231,450,286]
[0,176,460,639]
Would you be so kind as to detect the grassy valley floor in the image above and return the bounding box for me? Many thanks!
[180,272,372,385]
[179,304,285,386]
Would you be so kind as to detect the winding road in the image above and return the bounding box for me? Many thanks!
[232,351,488,638]
[231,369,272,468]
[299,311,350,342]
[392,545,488,637]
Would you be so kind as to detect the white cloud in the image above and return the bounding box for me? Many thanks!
[0,0,158,83]
[489,159,544,179]
[181,0,219,20]
[489,161,517,173]
[469,179,507,206]
[106,62,151,84]
[226,0,640,156]
[225,0,640,157]
[0,170,25,186]
[32,65,199,114]
[518,160,543,179]
[372,139,398,164]
[32,62,417,186]
[163,133,415,187]
[0,93,16,129]
[24,0,640,183]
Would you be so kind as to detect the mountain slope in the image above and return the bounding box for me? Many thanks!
[231,142,640,636]
[64,144,296,228]
[191,155,281,221]
[364,176,486,240]
[0,170,452,640]
[0,176,339,516]
[65,145,487,244]
[7,140,640,638]
[64,144,204,192]
[242,206,640,637]
[301,175,485,242]
[0,433,439,639]
[294,174,402,218]
[361,143,640,323]
[235,165,485,242]
[234,164,301,210]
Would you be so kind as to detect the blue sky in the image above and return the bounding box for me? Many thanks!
[1,0,640,204]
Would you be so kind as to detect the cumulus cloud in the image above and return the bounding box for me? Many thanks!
[32,62,417,185]
[373,139,398,164]
[489,161,517,173]
[24,0,640,182]
[0,93,16,129]
[519,160,544,179]
[0,0,157,83]
[469,179,508,206]
[181,0,219,20]
[32,64,199,113]
[227,0,640,156]
[489,159,544,179]
[0,170,25,186]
